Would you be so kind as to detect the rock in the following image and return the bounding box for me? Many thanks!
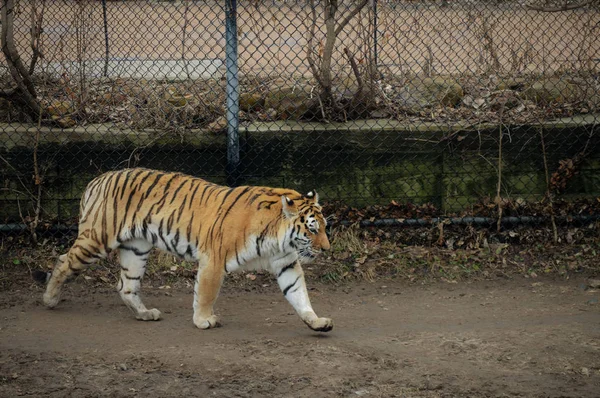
[395,85,432,114]
[51,115,76,128]
[523,77,580,105]
[207,116,227,132]
[98,92,127,106]
[581,367,590,376]
[47,101,73,117]
[264,85,315,119]
[163,86,191,107]
[421,76,464,106]
[495,77,527,91]
[395,76,464,112]
[587,279,600,289]
[240,92,264,112]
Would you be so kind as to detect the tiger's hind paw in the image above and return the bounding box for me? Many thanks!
[193,315,220,330]
[306,317,333,332]
[136,308,161,321]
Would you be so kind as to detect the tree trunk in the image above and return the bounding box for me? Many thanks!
[1,0,43,119]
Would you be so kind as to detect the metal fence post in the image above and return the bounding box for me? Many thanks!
[372,0,378,73]
[102,0,109,77]
[225,0,240,186]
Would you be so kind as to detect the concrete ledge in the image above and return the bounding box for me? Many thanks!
[43,58,225,81]
[1,114,597,150]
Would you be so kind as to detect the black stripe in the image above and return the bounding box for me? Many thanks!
[235,248,242,265]
[248,191,263,205]
[171,229,181,255]
[219,187,236,206]
[127,172,152,228]
[170,179,189,205]
[257,200,278,210]
[215,187,252,232]
[144,173,165,199]
[132,169,154,199]
[163,174,179,193]
[111,172,125,235]
[278,262,296,278]
[202,185,219,204]
[74,253,92,265]
[177,196,187,222]
[158,219,171,251]
[123,188,138,221]
[167,210,176,232]
[198,184,211,205]
[188,181,201,210]
[283,276,301,296]
[153,195,168,214]
[120,245,152,256]
[68,263,81,273]
[186,212,195,243]
[112,190,119,235]
[116,175,128,202]
[142,216,149,239]
[124,275,141,280]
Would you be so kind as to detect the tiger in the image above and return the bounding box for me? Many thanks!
[41,168,333,332]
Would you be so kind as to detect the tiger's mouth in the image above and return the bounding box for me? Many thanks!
[298,247,320,262]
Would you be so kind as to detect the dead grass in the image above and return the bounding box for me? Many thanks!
[1,221,599,291]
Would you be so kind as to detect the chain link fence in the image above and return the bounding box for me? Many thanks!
[1,0,599,237]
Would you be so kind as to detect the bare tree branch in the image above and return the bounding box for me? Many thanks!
[335,0,369,36]
[306,0,324,88]
[344,47,363,95]
[29,0,46,75]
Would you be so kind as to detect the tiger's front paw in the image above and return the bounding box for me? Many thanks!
[43,291,60,309]
[306,317,333,332]
[193,314,220,330]
[136,308,161,321]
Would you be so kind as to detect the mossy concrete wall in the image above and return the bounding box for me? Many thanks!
[1,116,598,222]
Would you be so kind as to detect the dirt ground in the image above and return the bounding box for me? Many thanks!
[1,275,599,397]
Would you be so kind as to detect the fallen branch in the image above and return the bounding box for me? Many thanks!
[539,129,559,243]
[344,47,364,96]
[495,124,504,233]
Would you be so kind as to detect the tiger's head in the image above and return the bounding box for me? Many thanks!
[281,190,330,262]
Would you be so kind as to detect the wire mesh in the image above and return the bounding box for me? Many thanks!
[1,0,599,235]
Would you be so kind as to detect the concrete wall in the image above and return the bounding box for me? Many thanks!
[1,117,598,223]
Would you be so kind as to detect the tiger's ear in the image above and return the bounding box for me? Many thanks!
[305,190,319,204]
[281,195,298,218]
